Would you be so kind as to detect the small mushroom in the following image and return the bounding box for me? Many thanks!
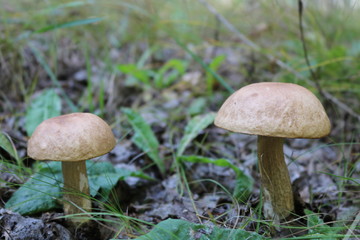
[214,82,330,223]
[27,113,116,225]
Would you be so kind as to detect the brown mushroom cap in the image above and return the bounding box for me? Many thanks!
[214,82,331,138]
[28,113,116,161]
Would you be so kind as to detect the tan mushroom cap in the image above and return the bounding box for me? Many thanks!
[215,82,331,138]
[28,113,116,161]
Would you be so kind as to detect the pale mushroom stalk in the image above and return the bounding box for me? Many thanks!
[62,161,91,218]
[258,136,294,222]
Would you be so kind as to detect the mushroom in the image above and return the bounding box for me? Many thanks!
[27,113,116,225]
[214,82,330,223]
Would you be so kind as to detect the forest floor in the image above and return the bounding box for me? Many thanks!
[0,1,359,239]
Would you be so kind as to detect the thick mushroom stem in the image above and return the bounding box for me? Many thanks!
[62,161,91,224]
[257,136,294,222]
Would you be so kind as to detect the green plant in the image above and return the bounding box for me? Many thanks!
[25,88,62,136]
[154,59,188,88]
[0,132,22,167]
[122,107,166,175]
[1,1,359,238]
[175,39,233,93]
[117,58,188,89]
[178,155,253,203]
[127,218,266,240]
[173,112,253,211]
[175,112,216,157]
[205,55,226,95]
[5,160,152,215]
[118,64,153,86]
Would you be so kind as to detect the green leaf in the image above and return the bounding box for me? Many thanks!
[115,167,155,182]
[5,161,63,215]
[117,64,152,85]
[175,39,233,93]
[305,209,337,239]
[178,155,253,202]
[233,173,254,203]
[25,89,62,136]
[176,112,215,157]
[87,161,154,199]
[188,97,206,116]
[154,59,188,88]
[5,161,151,215]
[131,218,265,240]
[122,108,165,175]
[29,47,78,112]
[87,161,117,197]
[206,55,226,94]
[0,131,19,161]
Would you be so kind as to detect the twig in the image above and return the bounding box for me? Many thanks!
[298,0,321,91]
[198,0,360,121]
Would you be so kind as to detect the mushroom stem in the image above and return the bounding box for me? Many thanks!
[257,136,294,222]
[62,161,91,224]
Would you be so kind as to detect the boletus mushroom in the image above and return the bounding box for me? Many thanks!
[27,113,116,225]
[214,82,331,223]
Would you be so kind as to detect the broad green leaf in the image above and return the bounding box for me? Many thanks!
[5,161,151,215]
[122,108,165,175]
[0,131,19,161]
[305,209,338,239]
[88,161,154,198]
[131,218,265,240]
[25,89,62,136]
[5,161,63,215]
[88,161,117,197]
[176,112,215,157]
[117,64,152,85]
[178,155,253,202]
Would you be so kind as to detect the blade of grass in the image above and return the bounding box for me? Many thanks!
[34,17,103,34]
[39,1,91,15]
[84,46,94,112]
[178,155,253,202]
[174,39,233,93]
[0,132,21,167]
[29,46,78,112]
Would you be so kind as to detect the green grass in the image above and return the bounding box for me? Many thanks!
[0,0,359,239]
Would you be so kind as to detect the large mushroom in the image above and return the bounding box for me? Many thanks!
[214,82,331,223]
[27,113,116,225]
